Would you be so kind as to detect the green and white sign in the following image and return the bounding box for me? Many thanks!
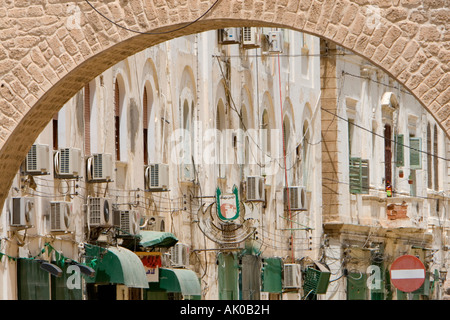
[216,185,240,221]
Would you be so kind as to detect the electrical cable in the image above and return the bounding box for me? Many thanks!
[321,106,450,163]
[84,0,222,35]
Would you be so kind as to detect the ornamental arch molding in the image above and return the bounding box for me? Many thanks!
[0,0,448,208]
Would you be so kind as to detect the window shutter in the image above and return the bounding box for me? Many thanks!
[409,137,422,170]
[395,134,404,167]
[361,159,370,194]
[349,157,370,194]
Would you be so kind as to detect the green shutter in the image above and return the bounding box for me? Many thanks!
[262,257,282,293]
[218,252,239,300]
[51,262,82,300]
[347,273,367,300]
[410,137,422,170]
[17,259,50,300]
[395,134,404,167]
[349,157,370,194]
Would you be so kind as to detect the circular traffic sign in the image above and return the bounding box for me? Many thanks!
[390,255,426,293]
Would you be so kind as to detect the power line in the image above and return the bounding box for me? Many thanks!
[84,0,222,35]
[321,107,450,163]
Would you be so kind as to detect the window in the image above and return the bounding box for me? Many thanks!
[114,80,121,161]
[426,123,439,191]
[143,87,149,165]
[434,125,439,191]
[348,119,355,157]
[84,84,91,155]
[181,99,194,180]
[384,124,392,188]
[427,123,432,189]
[409,135,422,197]
[52,113,58,151]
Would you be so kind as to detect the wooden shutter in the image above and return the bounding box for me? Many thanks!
[395,134,404,167]
[349,157,370,194]
[409,137,422,170]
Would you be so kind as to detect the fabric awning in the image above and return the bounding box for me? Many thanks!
[139,231,178,248]
[159,268,201,299]
[84,244,149,288]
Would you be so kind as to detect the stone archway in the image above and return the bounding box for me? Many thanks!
[0,0,448,207]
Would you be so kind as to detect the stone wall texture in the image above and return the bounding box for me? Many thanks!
[0,0,448,208]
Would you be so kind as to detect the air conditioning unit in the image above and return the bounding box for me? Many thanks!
[145,164,169,191]
[246,176,265,201]
[25,144,50,175]
[50,201,72,232]
[10,197,34,228]
[283,186,307,211]
[283,264,301,289]
[113,210,140,236]
[268,31,283,53]
[145,216,166,232]
[170,243,189,268]
[242,27,260,49]
[87,197,112,227]
[219,28,240,44]
[54,147,82,178]
[87,153,113,182]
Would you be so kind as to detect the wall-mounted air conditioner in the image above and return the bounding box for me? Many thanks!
[145,216,166,232]
[145,164,169,191]
[86,153,113,182]
[50,201,72,233]
[242,27,260,49]
[170,243,189,268]
[219,28,240,44]
[54,147,82,179]
[87,197,112,227]
[25,144,50,175]
[283,263,301,289]
[283,186,307,211]
[10,197,34,228]
[268,30,283,53]
[246,176,265,201]
[113,209,140,236]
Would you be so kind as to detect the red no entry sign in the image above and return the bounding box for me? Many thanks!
[390,255,426,293]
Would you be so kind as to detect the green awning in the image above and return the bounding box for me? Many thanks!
[159,268,201,299]
[139,231,178,248]
[84,245,149,289]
